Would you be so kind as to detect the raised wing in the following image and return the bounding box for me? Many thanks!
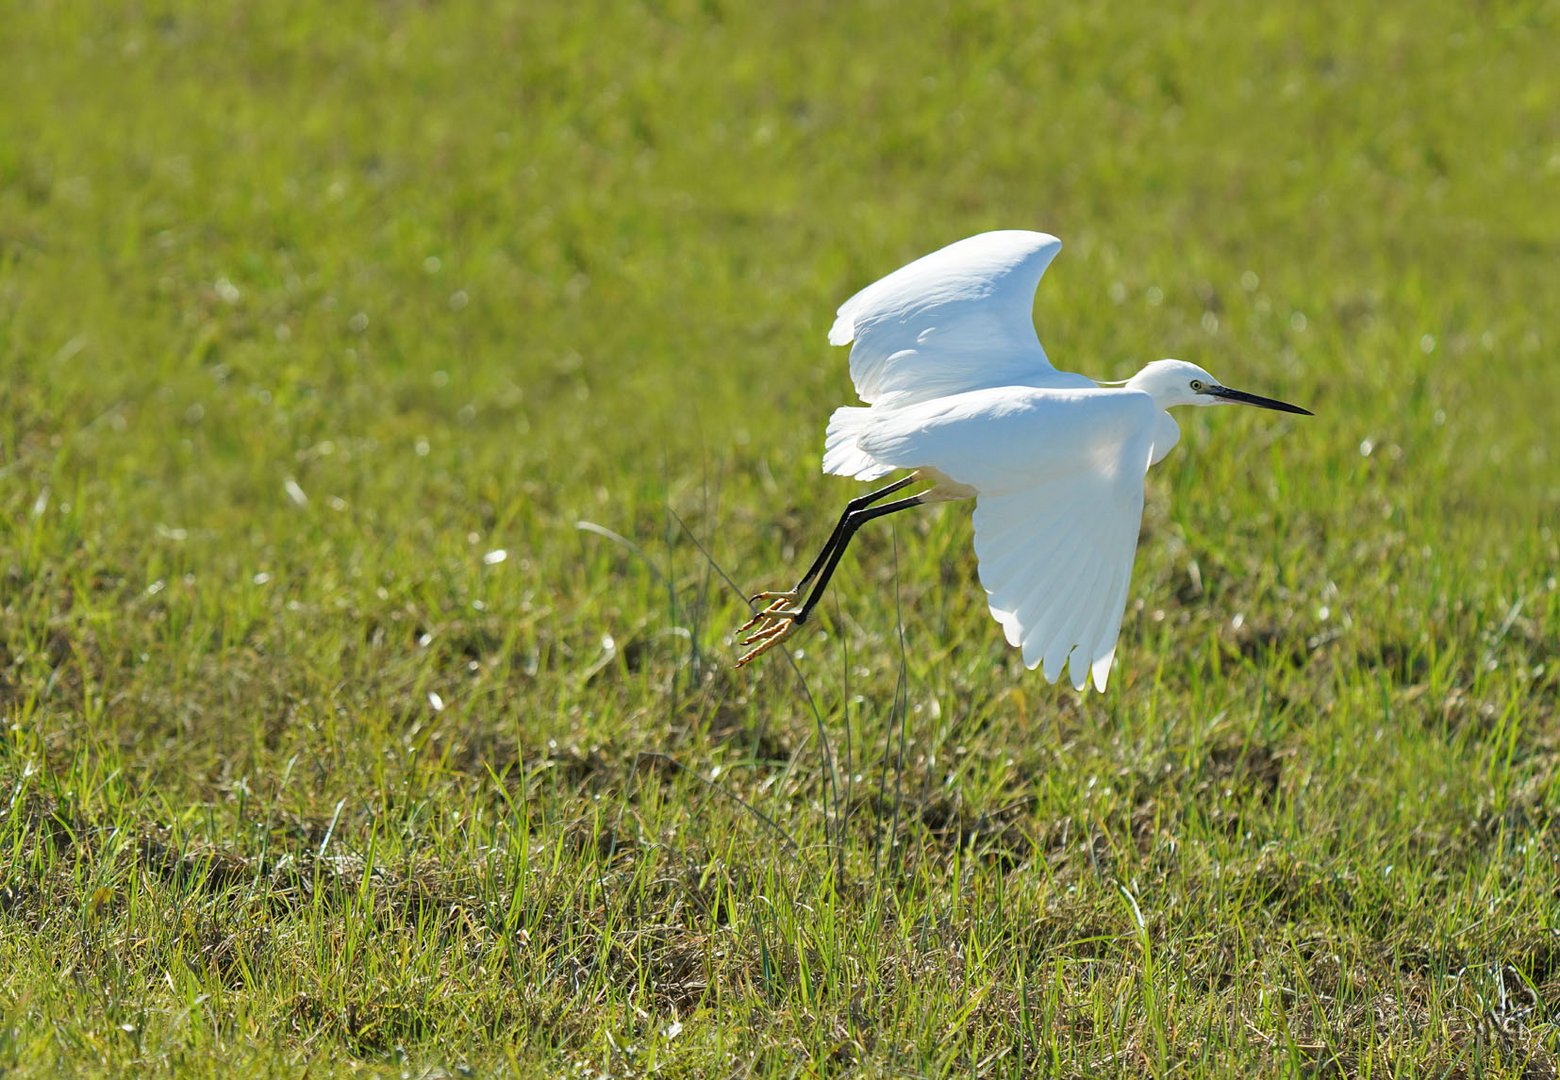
[829,230,1072,408]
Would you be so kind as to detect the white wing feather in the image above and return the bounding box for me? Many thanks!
[829,231,1084,408]
[971,451,1150,691]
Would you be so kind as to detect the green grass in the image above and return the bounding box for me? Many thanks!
[2,0,1557,1074]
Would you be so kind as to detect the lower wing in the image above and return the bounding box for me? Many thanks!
[969,433,1153,691]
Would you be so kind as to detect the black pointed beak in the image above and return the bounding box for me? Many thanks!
[1209,385,1313,416]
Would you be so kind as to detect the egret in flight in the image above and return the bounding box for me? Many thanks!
[736,230,1311,690]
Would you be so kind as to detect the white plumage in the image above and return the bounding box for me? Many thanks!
[738,230,1311,689]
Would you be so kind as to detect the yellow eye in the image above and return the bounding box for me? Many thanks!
[1189,379,1204,392]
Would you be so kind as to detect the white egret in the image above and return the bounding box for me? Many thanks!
[736,230,1311,690]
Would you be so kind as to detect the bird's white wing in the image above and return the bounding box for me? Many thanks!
[852,384,1158,691]
[972,469,1147,692]
[829,231,1076,408]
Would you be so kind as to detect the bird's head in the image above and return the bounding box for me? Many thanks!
[1125,359,1312,415]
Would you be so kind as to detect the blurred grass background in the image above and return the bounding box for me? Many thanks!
[1,0,1557,1075]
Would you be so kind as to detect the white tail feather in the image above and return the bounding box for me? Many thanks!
[822,406,893,480]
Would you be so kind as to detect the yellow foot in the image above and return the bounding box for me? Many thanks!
[737,591,798,635]
[735,612,802,667]
[734,591,804,667]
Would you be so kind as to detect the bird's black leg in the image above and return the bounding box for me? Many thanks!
[789,492,925,625]
[767,473,917,601]
[736,482,927,667]
[740,475,918,632]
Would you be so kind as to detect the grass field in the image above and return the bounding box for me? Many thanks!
[2,1,1557,1075]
